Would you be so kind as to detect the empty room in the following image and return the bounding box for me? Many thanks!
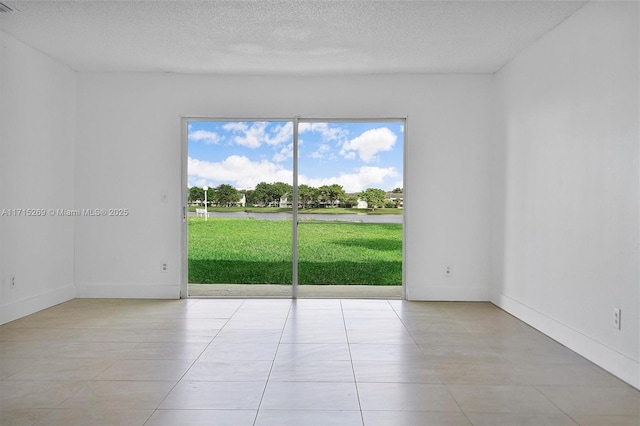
[0,1,638,425]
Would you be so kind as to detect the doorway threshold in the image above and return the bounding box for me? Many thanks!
[188,284,401,299]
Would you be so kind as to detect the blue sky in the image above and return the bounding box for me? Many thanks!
[188,120,403,193]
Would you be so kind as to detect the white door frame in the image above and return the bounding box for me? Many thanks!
[180,117,407,299]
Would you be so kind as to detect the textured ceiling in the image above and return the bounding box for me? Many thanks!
[0,0,587,74]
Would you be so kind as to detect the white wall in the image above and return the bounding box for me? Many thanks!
[492,1,639,388]
[0,32,77,324]
[74,73,494,300]
[2,0,637,391]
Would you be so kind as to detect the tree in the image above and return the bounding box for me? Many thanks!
[205,187,215,206]
[391,187,403,193]
[188,186,204,205]
[251,182,273,206]
[271,182,293,206]
[328,184,346,207]
[358,188,387,210]
[317,185,331,207]
[298,184,318,209]
[344,195,359,208]
[215,184,239,207]
[194,186,215,206]
[318,184,346,207]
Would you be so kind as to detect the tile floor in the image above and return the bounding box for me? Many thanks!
[0,298,638,425]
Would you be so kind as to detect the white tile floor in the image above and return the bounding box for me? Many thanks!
[1,298,638,425]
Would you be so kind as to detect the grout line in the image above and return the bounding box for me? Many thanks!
[342,298,366,426]
[148,299,243,422]
[252,298,294,426]
[531,384,582,426]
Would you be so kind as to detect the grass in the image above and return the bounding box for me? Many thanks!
[188,217,402,285]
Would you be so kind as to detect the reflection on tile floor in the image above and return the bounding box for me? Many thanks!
[1,299,638,425]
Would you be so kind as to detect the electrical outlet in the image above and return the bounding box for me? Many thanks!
[444,266,452,277]
[613,308,621,330]
[10,274,15,289]
[161,261,168,273]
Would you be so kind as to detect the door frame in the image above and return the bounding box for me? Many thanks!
[180,116,407,299]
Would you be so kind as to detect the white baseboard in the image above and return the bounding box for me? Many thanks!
[407,285,490,301]
[493,293,639,390]
[0,284,76,325]
[75,283,180,299]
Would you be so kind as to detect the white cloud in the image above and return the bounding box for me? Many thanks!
[272,143,293,162]
[299,166,399,193]
[189,156,399,194]
[340,127,397,163]
[342,151,356,160]
[270,122,294,145]
[308,143,333,160]
[188,155,292,189]
[231,122,266,148]
[221,121,292,149]
[208,121,350,151]
[188,129,221,145]
[222,122,248,132]
[299,122,349,142]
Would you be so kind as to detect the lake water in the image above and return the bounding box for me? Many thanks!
[190,211,403,224]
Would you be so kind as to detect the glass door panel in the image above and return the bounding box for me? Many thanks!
[187,120,294,297]
[295,120,404,298]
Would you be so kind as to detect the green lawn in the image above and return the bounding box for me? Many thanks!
[188,217,402,285]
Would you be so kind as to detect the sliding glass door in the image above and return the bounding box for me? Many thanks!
[183,118,404,298]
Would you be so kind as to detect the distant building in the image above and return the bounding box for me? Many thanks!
[345,192,404,209]
[386,192,404,208]
[237,193,246,207]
